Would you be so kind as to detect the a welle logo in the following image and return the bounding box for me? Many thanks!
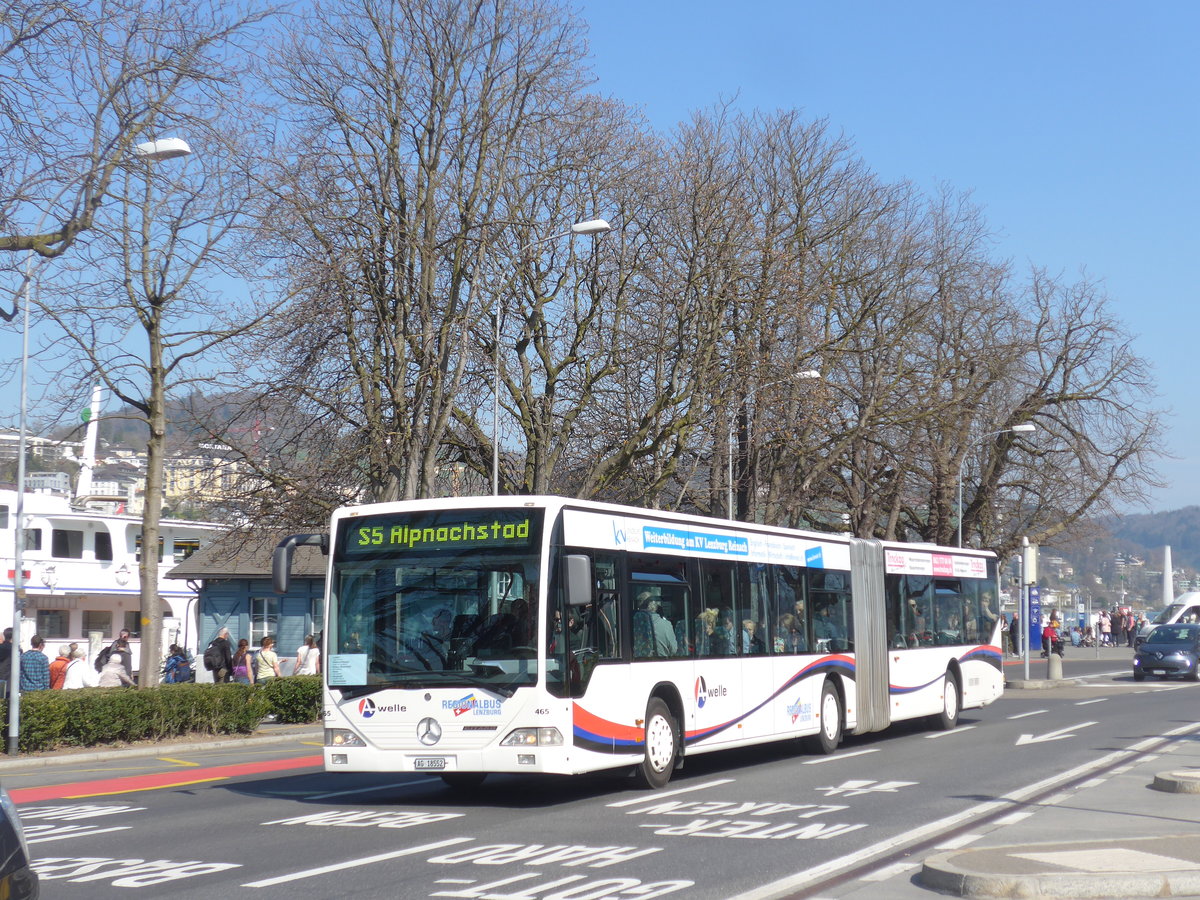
[357,697,407,718]
[694,676,727,708]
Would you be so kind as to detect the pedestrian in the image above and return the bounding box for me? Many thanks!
[19,635,51,691]
[231,639,254,684]
[0,627,12,685]
[255,636,281,682]
[203,627,234,682]
[98,650,135,687]
[1009,612,1020,656]
[999,612,1010,654]
[294,634,320,676]
[49,644,71,689]
[1099,610,1111,646]
[62,648,97,689]
[1112,610,1125,648]
[162,644,193,683]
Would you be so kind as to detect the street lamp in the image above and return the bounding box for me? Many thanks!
[492,218,611,495]
[956,422,1036,547]
[8,136,191,755]
[727,369,821,520]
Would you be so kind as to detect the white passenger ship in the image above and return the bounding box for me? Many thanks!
[0,388,224,670]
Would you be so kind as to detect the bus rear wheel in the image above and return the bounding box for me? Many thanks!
[932,672,960,730]
[635,698,678,789]
[805,680,842,755]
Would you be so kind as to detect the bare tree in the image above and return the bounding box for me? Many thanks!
[32,102,270,687]
[0,0,272,287]
[241,0,592,510]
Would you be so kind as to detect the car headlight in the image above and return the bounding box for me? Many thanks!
[325,728,366,748]
[501,727,564,747]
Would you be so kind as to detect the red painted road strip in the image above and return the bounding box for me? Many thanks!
[10,753,323,804]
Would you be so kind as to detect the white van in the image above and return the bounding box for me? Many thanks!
[1136,592,1200,648]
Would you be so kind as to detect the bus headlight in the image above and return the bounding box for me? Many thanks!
[501,727,564,747]
[326,728,366,748]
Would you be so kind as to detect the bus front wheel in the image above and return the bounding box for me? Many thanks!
[805,680,842,755]
[933,672,960,730]
[635,698,678,789]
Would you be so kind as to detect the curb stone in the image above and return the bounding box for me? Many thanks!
[918,834,1200,899]
[0,725,321,772]
[1151,770,1200,794]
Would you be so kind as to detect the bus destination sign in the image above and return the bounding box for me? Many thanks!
[341,509,541,556]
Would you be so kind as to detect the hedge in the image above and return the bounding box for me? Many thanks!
[0,675,322,754]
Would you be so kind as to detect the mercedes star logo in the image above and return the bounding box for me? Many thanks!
[417,717,443,746]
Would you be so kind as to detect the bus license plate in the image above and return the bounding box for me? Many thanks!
[414,757,447,770]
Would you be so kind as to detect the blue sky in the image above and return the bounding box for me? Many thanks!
[581,0,1200,513]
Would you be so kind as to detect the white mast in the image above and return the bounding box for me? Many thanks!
[74,383,103,501]
[1163,545,1174,606]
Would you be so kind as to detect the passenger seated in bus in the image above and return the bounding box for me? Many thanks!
[694,607,718,655]
[775,612,804,653]
[742,619,765,654]
[711,608,737,656]
[814,604,845,647]
[633,592,677,657]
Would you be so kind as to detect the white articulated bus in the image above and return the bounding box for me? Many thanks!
[273,496,1004,789]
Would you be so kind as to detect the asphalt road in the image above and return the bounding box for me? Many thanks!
[5,650,1186,900]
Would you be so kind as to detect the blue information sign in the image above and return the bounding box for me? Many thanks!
[1028,585,1042,652]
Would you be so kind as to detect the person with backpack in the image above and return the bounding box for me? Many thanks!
[94,629,134,682]
[203,628,234,682]
[163,645,193,684]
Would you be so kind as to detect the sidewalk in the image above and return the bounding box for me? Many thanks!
[835,706,1200,898]
[0,721,321,772]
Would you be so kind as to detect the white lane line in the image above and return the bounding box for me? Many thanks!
[1041,791,1072,806]
[308,777,439,800]
[993,810,1035,826]
[925,725,977,739]
[1007,710,1047,720]
[607,778,734,807]
[1078,777,1106,789]
[727,720,1200,900]
[1075,698,1107,706]
[802,748,880,764]
[860,861,919,882]
[242,837,472,887]
[935,832,984,850]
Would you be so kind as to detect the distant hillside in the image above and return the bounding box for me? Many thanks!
[1108,506,1200,572]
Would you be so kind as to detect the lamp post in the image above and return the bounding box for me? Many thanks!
[8,137,190,755]
[727,370,821,520]
[492,218,611,495]
[956,422,1036,548]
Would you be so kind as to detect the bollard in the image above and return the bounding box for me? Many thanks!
[1047,650,1063,680]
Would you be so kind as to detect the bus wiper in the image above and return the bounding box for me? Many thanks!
[403,668,518,698]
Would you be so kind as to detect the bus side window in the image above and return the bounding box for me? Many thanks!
[629,555,690,659]
[811,571,853,652]
[699,560,735,657]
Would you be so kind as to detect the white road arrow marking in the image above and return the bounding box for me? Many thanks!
[1016,721,1098,746]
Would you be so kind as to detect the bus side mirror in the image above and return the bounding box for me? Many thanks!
[566,554,592,607]
[272,533,328,595]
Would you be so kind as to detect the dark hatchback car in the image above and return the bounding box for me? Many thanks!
[1132,623,1200,682]
[0,785,37,898]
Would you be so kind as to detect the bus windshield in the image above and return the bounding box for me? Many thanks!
[327,508,544,695]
